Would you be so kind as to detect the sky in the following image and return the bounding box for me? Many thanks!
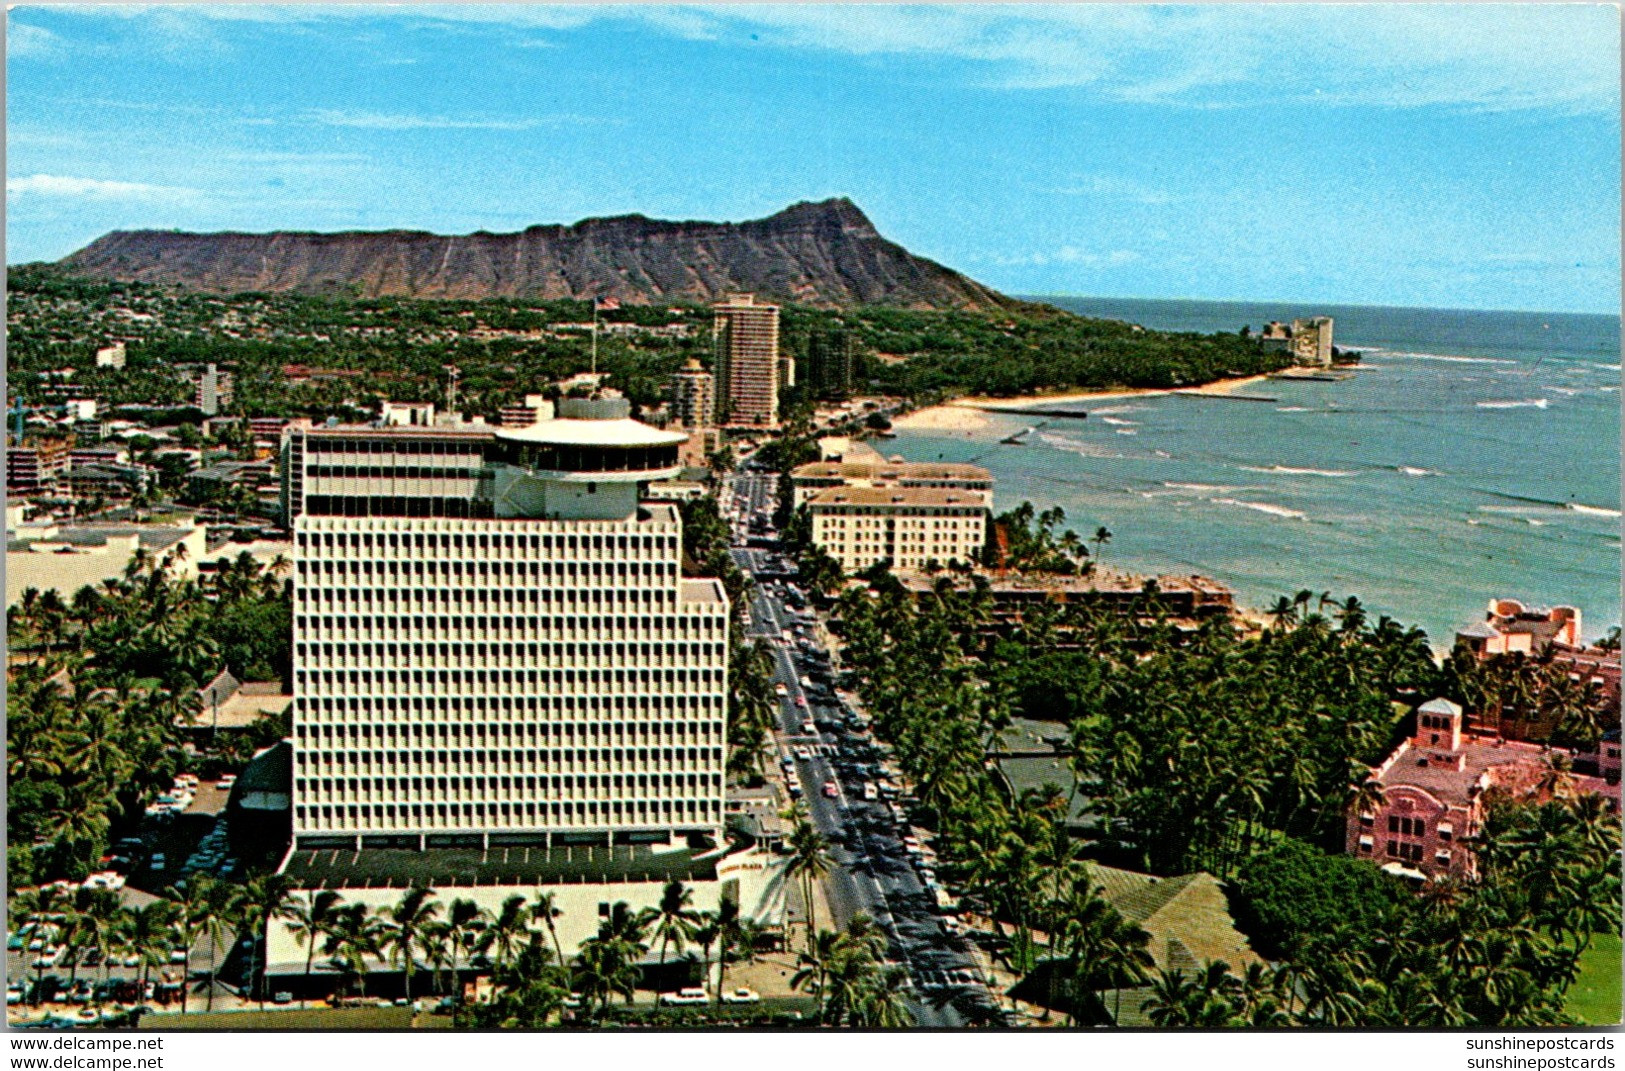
[5,4,1621,313]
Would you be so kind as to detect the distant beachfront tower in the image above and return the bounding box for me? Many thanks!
[669,358,715,431]
[1291,317,1334,366]
[287,394,729,851]
[712,293,780,429]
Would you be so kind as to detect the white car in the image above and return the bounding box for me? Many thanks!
[793,746,813,760]
[774,683,788,697]
[720,987,760,1005]
[659,987,710,1006]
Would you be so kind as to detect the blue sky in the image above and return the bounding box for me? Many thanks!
[6,5,1620,312]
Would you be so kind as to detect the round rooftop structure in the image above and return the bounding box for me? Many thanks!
[492,395,685,482]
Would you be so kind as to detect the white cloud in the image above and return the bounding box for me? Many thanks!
[1046,174,1174,205]
[6,22,63,58]
[993,247,1142,269]
[31,4,1621,113]
[5,173,201,202]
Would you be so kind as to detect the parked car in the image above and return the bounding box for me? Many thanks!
[720,987,760,1004]
[822,780,839,799]
[659,987,709,1006]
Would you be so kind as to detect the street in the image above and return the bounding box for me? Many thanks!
[726,467,1001,1028]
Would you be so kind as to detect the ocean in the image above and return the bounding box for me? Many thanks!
[887,296,1622,647]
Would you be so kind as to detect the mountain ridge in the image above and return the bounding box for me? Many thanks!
[57,198,1019,312]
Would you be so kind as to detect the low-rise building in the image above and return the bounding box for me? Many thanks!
[1456,598,1583,657]
[6,520,206,605]
[497,394,555,429]
[895,570,1236,626]
[6,436,73,498]
[806,485,990,573]
[64,462,151,504]
[791,460,993,507]
[1347,698,1619,882]
[95,343,127,370]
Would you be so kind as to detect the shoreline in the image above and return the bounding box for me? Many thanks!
[891,373,1271,433]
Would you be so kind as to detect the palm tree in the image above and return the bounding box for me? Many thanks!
[481,895,532,976]
[1266,595,1298,631]
[650,880,700,967]
[444,898,490,1004]
[166,880,210,1015]
[1090,526,1113,566]
[236,872,293,1008]
[573,932,639,1017]
[194,874,240,1012]
[791,928,842,1024]
[416,920,455,999]
[691,916,722,997]
[529,890,565,968]
[124,899,177,1009]
[381,886,439,1004]
[323,904,386,1002]
[284,890,343,1009]
[712,895,743,1007]
[784,818,833,946]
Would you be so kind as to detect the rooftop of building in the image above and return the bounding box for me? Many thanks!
[282,842,721,890]
[496,416,687,449]
[679,578,728,607]
[1088,863,1263,972]
[792,460,993,481]
[1372,733,1614,808]
[7,522,198,553]
[806,486,991,509]
[896,570,1234,599]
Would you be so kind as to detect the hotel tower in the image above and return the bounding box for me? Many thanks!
[285,394,730,852]
[712,293,780,428]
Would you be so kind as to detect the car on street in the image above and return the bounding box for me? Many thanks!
[793,745,813,760]
[822,780,840,799]
[720,987,760,1004]
[659,987,709,1006]
[801,719,817,735]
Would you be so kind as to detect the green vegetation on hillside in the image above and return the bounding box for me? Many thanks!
[8,265,1296,421]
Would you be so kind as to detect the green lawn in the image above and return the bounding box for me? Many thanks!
[1566,931,1622,1026]
[140,1006,422,1030]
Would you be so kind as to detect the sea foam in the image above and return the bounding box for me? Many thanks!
[1476,399,1550,410]
[1240,464,1354,477]
[1212,498,1307,520]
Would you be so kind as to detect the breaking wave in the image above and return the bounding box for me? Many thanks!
[1240,464,1354,477]
[1212,498,1307,520]
[1476,399,1550,410]
[1381,351,1519,366]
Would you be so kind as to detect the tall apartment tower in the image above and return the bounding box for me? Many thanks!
[712,293,780,429]
[804,329,857,400]
[286,395,730,851]
[195,363,234,416]
[669,359,715,430]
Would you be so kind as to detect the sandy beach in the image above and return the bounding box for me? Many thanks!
[891,374,1272,433]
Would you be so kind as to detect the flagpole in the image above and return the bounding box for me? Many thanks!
[591,298,599,377]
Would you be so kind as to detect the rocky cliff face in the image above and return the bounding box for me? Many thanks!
[58,198,1016,311]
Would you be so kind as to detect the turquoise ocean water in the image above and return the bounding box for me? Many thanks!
[888,297,1622,646]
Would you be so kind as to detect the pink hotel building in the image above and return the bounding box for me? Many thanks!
[1347,698,1620,882]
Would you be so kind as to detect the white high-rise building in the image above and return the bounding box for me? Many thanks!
[287,394,729,851]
